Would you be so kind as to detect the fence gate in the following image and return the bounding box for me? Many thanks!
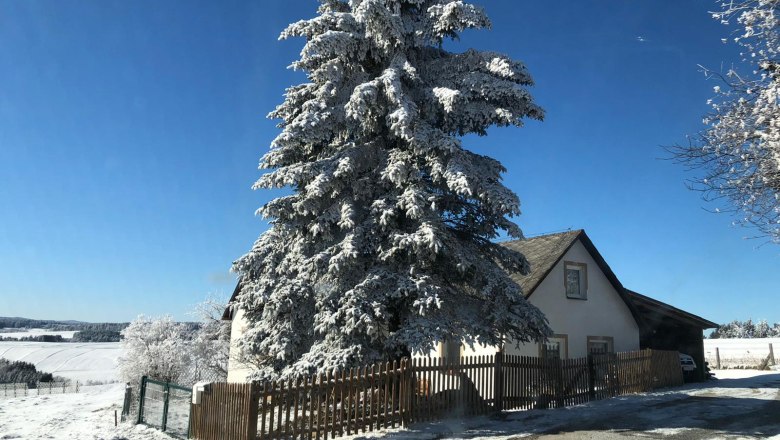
[137,376,193,439]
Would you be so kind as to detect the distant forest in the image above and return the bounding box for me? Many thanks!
[0,317,129,332]
[0,317,129,342]
[710,319,780,339]
[0,317,201,342]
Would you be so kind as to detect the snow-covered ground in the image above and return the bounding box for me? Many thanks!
[0,328,77,340]
[0,341,122,383]
[340,369,780,440]
[0,370,777,440]
[705,337,780,369]
[0,383,173,440]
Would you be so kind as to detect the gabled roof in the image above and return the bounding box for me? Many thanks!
[500,230,581,297]
[624,289,718,329]
[222,282,242,321]
[501,229,644,325]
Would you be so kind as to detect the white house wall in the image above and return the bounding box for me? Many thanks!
[226,308,254,383]
[508,239,640,358]
[417,239,640,360]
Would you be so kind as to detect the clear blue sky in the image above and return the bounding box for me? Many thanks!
[0,0,776,325]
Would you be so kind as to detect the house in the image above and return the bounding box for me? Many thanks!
[224,229,716,382]
[434,229,642,360]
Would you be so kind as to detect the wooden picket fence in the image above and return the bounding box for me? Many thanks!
[190,349,683,440]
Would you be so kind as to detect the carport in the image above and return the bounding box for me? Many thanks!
[626,289,718,381]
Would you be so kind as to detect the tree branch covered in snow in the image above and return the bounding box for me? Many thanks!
[232,0,550,381]
[669,0,780,243]
[118,299,230,386]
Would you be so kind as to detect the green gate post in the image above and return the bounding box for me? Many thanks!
[161,381,170,432]
[137,376,148,424]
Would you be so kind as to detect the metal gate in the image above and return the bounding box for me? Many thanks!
[137,376,192,439]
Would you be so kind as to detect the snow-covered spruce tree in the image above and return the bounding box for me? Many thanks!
[233,0,550,380]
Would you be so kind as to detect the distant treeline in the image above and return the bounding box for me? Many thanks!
[710,319,780,339]
[0,317,129,332]
[0,359,54,385]
[71,330,122,342]
[0,335,67,342]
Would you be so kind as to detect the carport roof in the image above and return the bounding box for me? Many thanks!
[625,289,718,329]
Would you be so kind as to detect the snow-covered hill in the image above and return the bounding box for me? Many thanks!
[0,341,122,382]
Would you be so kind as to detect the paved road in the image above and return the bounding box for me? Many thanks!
[517,373,780,440]
[369,371,780,440]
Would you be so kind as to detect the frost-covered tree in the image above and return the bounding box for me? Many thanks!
[233,0,550,380]
[118,315,191,385]
[670,0,780,242]
[710,318,780,338]
[187,297,230,383]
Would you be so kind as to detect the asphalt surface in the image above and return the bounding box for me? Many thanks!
[518,375,780,439]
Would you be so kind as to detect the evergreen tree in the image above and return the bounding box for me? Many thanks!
[233,0,550,380]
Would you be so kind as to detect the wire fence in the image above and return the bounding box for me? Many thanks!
[0,381,80,399]
[137,376,192,439]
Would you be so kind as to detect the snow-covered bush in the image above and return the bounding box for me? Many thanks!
[233,0,550,380]
[186,298,230,384]
[118,315,191,385]
[118,298,230,386]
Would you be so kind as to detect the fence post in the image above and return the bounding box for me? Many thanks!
[586,354,595,400]
[554,357,564,408]
[715,347,721,369]
[161,381,170,432]
[769,344,775,366]
[493,350,503,412]
[247,382,260,440]
[400,358,412,427]
[137,376,147,425]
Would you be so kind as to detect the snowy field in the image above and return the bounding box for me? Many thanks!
[0,341,122,383]
[704,337,780,369]
[0,328,77,340]
[0,383,174,440]
[1,370,777,440]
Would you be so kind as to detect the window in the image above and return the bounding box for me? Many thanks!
[439,338,462,363]
[587,336,614,354]
[564,261,587,299]
[540,334,568,359]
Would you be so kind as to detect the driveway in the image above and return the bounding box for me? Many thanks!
[353,370,780,440]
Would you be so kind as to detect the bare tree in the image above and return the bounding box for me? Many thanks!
[669,0,780,243]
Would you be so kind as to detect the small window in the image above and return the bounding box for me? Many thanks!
[564,261,587,299]
[540,334,568,359]
[587,336,614,355]
[439,339,462,363]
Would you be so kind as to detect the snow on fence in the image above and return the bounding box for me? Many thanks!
[189,349,682,440]
[704,338,779,369]
[0,381,80,398]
